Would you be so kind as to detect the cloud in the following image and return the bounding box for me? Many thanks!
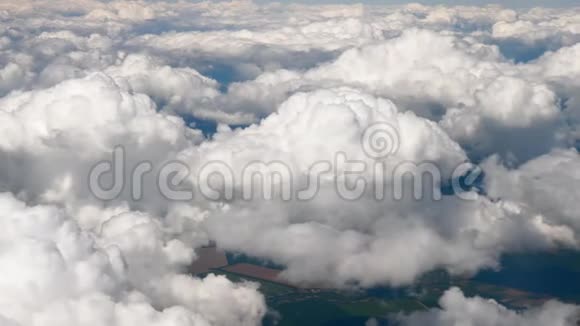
[177,88,576,287]
[0,72,204,216]
[395,287,580,326]
[482,149,580,244]
[0,67,267,324]
[0,193,266,326]
[105,53,250,123]
[0,1,580,324]
[222,28,571,163]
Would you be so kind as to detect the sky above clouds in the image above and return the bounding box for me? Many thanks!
[0,0,580,325]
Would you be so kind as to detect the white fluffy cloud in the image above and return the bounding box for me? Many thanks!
[175,88,576,287]
[0,72,202,212]
[0,193,266,326]
[1,1,580,325]
[483,149,580,243]
[396,287,580,326]
[0,69,267,324]
[223,28,574,163]
[104,54,253,123]
[185,87,467,186]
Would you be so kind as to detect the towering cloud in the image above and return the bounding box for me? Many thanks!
[180,88,575,287]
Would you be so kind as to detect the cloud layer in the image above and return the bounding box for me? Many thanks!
[1,0,580,325]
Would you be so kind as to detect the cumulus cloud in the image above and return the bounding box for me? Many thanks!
[0,72,202,213]
[0,193,266,326]
[0,1,580,324]
[173,88,576,287]
[482,149,580,245]
[396,287,580,326]
[104,53,248,123]
[223,28,571,163]
[186,87,467,186]
[221,29,504,117]
[0,67,269,324]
